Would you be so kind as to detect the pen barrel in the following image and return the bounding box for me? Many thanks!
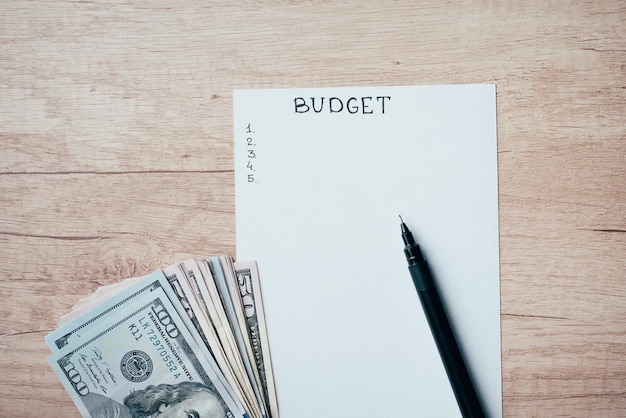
[409,263,485,418]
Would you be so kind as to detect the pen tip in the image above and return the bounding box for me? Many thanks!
[399,215,404,223]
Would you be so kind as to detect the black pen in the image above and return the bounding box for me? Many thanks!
[400,216,485,418]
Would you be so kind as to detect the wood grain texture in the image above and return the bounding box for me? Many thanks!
[1,1,624,416]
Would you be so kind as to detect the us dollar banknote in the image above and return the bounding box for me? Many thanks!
[234,260,279,418]
[210,257,268,418]
[47,272,177,352]
[48,286,246,418]
[180,259,264,418]
[47,259,278,418]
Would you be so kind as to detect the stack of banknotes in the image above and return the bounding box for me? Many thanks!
[46,256,278,418]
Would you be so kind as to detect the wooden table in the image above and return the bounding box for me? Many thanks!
[1,2,624,416]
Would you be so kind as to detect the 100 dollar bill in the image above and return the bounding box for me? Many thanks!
[49,287,246,418]
[47,271,175,352]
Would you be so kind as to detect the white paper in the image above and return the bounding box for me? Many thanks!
[234,84,501,418]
